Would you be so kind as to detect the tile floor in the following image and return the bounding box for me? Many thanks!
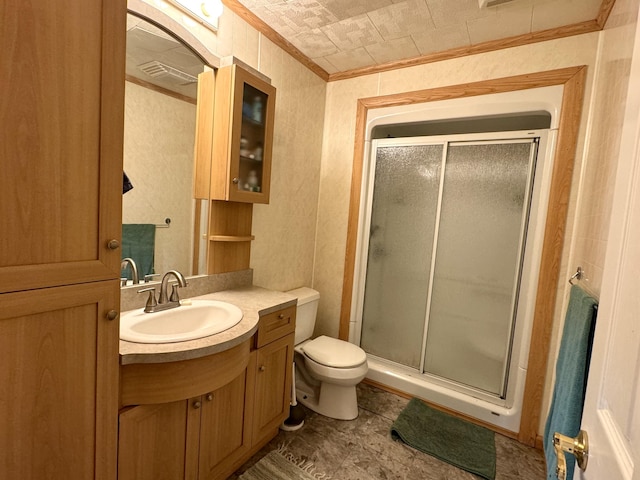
[231,383,546,479]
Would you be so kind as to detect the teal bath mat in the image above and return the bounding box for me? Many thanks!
[391,398,496,480]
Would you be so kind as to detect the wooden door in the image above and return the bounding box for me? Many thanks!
[0,0,126,293]
[198,366,254,480]
[252,334,294,444]
[118,400,194,480]
[0,281,119,480]
[578,9,640,478]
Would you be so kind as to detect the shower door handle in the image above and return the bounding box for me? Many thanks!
[553,430,588,479]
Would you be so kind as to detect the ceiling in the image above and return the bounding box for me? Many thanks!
[231,0,609,78]
[126,14,205,99]
[125,0,613,92]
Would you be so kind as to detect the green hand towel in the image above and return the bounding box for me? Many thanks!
[121,224,156,278]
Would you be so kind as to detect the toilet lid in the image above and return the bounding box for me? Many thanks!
[302,335,367,368]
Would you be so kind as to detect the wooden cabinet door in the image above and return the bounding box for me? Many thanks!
[0,0,126,293]
[118,400,193,480]
[253,334,294,445]
[198,366,254,480]
[0,281,119,480]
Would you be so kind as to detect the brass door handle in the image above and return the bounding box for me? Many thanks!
[553,430,588,480]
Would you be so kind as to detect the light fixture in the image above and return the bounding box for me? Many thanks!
[168,0,223,31]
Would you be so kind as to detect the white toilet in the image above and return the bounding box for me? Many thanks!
[287,287,368,421]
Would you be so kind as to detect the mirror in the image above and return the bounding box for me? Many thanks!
[122,12,209,283]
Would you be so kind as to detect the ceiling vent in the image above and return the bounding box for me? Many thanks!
[138,61,197,85]
[478,0,516,7]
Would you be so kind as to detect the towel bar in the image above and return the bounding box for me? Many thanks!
[568,266,583,285]
[155,218,171,228]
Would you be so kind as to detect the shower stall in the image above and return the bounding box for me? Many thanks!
[352,126,556,432]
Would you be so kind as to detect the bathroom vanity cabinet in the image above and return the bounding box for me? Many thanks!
[118,341,254,480]
[118,305,295,480]
[209,64,276,205]
[251,306,296,445]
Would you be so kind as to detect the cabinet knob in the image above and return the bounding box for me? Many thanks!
[107,239,120,250]
[278,313,285,319]
[193,400,202,409]
[259,365,266,372]
[206,393,214,402]
[232,177,240,185]
[106,310,118,321]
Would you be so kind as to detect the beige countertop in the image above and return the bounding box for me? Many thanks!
[119,286,297,365]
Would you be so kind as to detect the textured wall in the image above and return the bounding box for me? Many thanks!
[122,81,196,276]
[314,34,600,339]
[136,0,327,293]
[545,0,640,429]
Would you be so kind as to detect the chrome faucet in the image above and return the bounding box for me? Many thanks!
[138,270,188,313]
[121,257,140,284]
[159,270,188,304]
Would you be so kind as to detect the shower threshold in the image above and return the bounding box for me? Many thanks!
[364,354,525,432]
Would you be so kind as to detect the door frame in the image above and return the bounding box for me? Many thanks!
[339,66,588,446]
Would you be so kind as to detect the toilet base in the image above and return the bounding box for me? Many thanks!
[296,380,359,421]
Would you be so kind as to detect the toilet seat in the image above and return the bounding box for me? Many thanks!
[302,335,367,368]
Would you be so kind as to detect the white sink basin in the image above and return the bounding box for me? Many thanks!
[120,299,243,344]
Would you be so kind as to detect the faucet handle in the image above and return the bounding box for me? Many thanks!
[138,287,157,311]
[169,284,181,303]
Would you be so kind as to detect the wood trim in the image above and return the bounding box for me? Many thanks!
[338,98,367,341]
[518,66,587,446]
[596,0,617,28]
[340,66,588,446]
[329,21,599,82]
[221,0,329,81]
[125,75,197,105]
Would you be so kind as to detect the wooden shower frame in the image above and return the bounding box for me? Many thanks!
[338,66,587,447]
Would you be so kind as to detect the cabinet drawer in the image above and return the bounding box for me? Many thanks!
[255,306,295,348]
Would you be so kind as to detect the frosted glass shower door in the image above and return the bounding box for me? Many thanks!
[423,141,537,396]
[360,143,443,368]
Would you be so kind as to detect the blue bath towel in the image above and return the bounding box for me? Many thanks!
[544,285,597,480]
[121,224,156,278]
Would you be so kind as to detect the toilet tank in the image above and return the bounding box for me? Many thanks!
[286,287,320,345]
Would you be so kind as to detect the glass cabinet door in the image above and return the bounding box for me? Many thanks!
[237,83,269,196]
[211,64,275,204]
[210,64,276,204]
